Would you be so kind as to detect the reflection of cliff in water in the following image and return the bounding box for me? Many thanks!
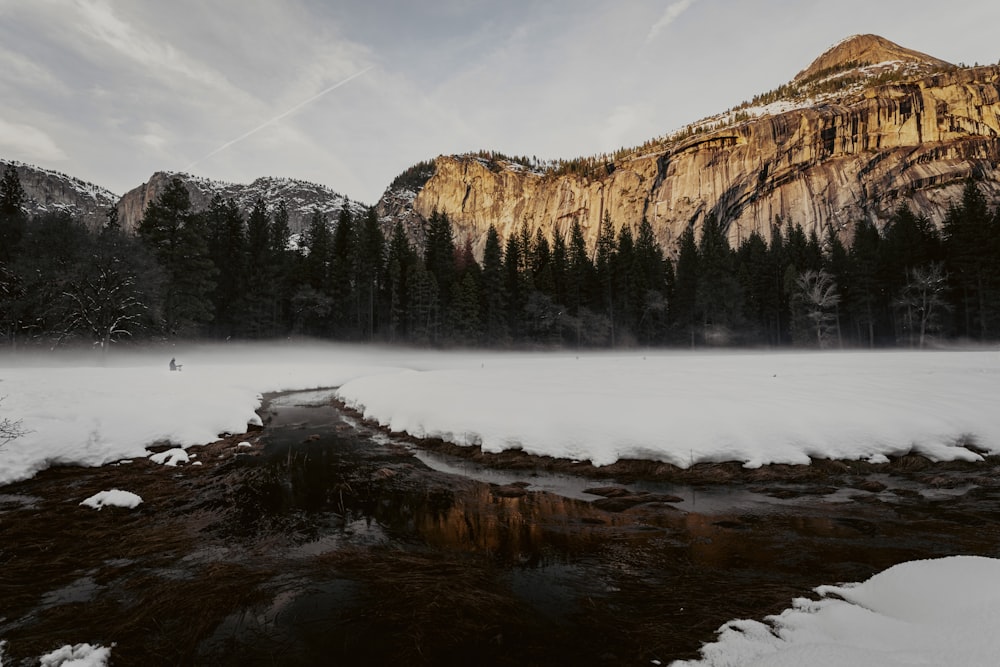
[250,396,945,575]
[246,409,646,564]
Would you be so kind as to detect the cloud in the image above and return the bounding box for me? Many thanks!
[71,0,228,89]
[647,0,700,42]
[0,118,69,162]
[136,121,169,152]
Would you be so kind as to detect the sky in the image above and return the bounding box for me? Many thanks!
[0,1,998,204]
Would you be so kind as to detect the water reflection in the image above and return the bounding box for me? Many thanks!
[203,391,1000,664]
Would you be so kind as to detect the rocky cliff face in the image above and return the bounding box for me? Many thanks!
[382,36,1000,258]
[117,172,369,236]
[1,160,118,231]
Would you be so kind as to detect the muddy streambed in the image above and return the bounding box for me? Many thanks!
[2,390,1000,665]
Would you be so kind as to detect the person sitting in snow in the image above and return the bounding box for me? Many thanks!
[169,357,182,371]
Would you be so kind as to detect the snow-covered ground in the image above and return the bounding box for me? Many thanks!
[2,344,998,485]
[672,555,1000,667]
[3,343,1000,666]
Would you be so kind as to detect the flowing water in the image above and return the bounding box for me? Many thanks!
[198,391,1000,665]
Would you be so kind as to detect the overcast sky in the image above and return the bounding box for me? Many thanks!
[1,1,998,204]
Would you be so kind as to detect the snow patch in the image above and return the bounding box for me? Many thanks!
[39,643,113,667]
[79,490,142,510]
[148,448,189,467]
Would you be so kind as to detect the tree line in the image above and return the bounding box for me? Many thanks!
[1,167,998,350]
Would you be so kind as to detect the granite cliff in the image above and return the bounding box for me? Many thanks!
[379,35,1000,257]
[0,159,118,231]
[117,171,369,237]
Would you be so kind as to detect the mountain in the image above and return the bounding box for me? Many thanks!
[0,159,118,231]
[792,33,951,83]
[377,35,1000,257]
[117,172,370,237]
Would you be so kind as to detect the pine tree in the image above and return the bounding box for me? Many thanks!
[137,178,216,336]
[765,223,791,344]
[614,222,637,342]
[355,208,385,340]
[696,217,743,343]
[736,230,771,342]
[407,261,439,344]
[671,225,699,345]
[244,197,276,337]
[0,165,27,264]
[594,212,617,336]
[845,218,884,347]
[423,209,456,313]
[330,207,355,337]
[268,199,294,334]
[566,219,592,316]
[481,225,507,344]
[942,180,999,339]
[205,195,246,338]
[292,209,333,335]
[448,271,482,345]
[301,209,332,291]
[504,232,526,338]
[550,227,569,309]
[11,211,92,345]
[385,221,416,341]
[531,227,554,296]
[633,217,667,343]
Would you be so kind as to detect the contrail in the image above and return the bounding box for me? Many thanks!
[184,65,374,170]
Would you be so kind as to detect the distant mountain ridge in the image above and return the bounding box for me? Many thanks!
[0,159,118,231]
[116,171,370,237]
[6,34,1000,257]
[377,34,1000,258]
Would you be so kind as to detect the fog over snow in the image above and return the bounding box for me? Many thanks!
[1,344,999,486]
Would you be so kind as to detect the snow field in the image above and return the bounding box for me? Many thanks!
[2,346,998,486]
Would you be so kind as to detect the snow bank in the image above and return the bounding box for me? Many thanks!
[0,343,408,485]
[337,349,1000,468]
[1,345,998,485]
[671,555,1000,667]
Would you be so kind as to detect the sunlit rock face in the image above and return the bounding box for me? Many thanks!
[383,35,1000,258]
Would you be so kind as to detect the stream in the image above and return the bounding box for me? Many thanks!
[201,390,1000,665]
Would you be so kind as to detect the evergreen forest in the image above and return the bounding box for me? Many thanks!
[2,167,999,351]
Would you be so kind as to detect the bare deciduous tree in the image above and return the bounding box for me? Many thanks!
[0,395,26,447]
[794,269,841,348]
[895,263,949,348]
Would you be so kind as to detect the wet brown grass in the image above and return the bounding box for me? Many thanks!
[0,429,274,665]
